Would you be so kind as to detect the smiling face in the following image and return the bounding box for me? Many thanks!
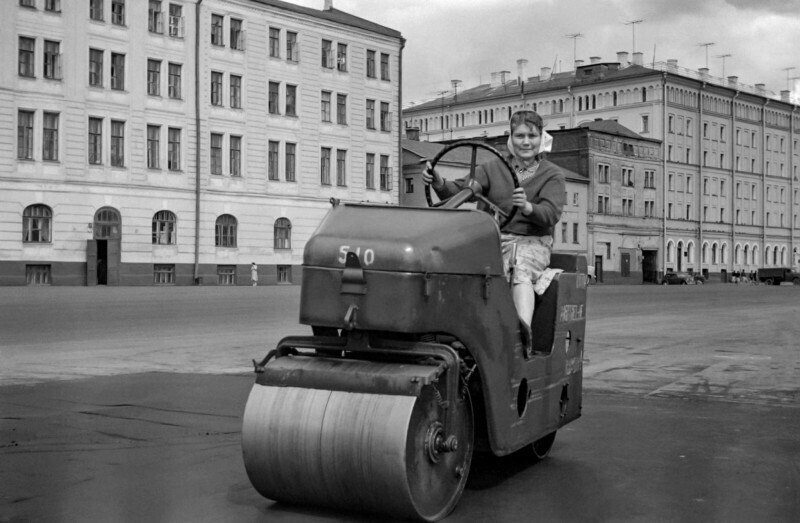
[510,123,542,165]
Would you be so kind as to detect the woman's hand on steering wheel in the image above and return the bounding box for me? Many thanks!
[511,187,532,215]
[421,161,444,189]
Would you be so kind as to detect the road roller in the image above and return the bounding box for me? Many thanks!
[242,141,588,521]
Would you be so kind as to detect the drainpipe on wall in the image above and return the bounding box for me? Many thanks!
[762,99,770,259]
[792,107,797,268]
[731,91,739,269]
[398,37,405,204]
[661,73,667,277]
[193,0,203,284]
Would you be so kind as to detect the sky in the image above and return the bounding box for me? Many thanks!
[290,0,800,107]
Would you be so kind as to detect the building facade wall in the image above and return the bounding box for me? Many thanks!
[2,0,403,285]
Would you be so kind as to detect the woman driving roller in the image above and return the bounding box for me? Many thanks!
[422,110,565,355]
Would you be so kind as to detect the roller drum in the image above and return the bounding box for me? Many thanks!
[242,379,473,521]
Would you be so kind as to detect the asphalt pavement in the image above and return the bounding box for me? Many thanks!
[1,284,799,522]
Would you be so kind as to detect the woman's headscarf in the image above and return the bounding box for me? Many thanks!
[506,110,552,160]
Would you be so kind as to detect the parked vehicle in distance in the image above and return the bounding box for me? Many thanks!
[757,267,800,285]
[692,273,706,284]
[662,272,695,285]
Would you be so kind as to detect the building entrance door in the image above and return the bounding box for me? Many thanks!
[594,255,603,283]
[86,207,122,286]
[641,250,658,283]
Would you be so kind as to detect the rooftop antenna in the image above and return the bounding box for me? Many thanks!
[451,79,462,102]
[624,19,644,55]
[564,33,584,69]
[717,53,732,78]
[782,67,797,90]
[698,42,715,69]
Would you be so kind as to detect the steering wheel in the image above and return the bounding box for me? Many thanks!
[424,140,519,230]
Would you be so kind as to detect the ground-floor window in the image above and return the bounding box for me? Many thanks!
[217,265,236,285]
[26,264,51,285]
[153,264,175,285]
[277,265,291,284]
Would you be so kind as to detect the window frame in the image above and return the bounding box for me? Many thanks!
[19,37,35,78]
[17,110,34,160]
[23,204,53,243]
[152,210,177,245]
[88,117,103,165]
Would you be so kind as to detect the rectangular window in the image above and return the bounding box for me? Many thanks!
[111,0,125,25]
[321,39,333,68]
[366,99,375,129]
[153,264,175,285]
[336,149,347,186]
[572,223,579,244]
[168,3,183,37]
[111,120,124,167]
[88,117,103,165]
[147,59,161,96]
[285,142,296,182]
[380,102,390,132]
[321,91,332,122]
[42,112,59,161]
[26,265,52,285]
[285,84,297,116]
[268,140,279,180]
[20,0,35,7]
[110,53,125,90]
[147,124,160,169]
[380,53,390,81]
[641,114,649,133]
[337,94,347,125]
[230,18,244,50]
[211,71,223,106]
[90,0,103,21]
[366,50,376,78]
[366,153,375,189]
[561,222,568,243]
[149,0,163,33]
[43,40,62,80]
[405,177,414,193]
[168,63,181,98]
[89,48,103,87]
[18,110,35,160]
[277,265,292,283]
[210,133,222,174]
[19,37,35,78]
[286,31,298,62]
[269,27,280,58]
[230,74,242,108]
[217,265,236,285]
[320,147,331,185]
[380,154,390,190]
[168,127,180,171]
[230,135,241,177]
[268,82,280,114]
[337,43,347,71]
[45,0,61,12]
[211,14,224,46]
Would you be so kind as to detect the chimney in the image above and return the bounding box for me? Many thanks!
[781,90,791,102]
[517,59,528,83]
[755,83,766,92]
[499,70,510,84]
[632,52,643,66]
[666,59,678,71]
[590,56,602,64]
[574,59,584,69]
[490,72,500,87]
[540,66,551,80]
[727,75,738,86]
[406,127,420,141]
[699,67,709,78]
[616,51,629,67]
[323,0,333,9]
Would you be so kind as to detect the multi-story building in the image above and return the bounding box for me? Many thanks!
[403,53,800,281]
[2,0,404,285]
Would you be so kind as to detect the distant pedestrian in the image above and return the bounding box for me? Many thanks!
[251,262,258,286]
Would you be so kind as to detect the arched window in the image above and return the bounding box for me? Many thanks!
[666,240,674,263]
[687,241,695,263]
[773,246,779,265]
[274,217,292,249]
[702,242,709,264]
[721,243,727,264]
[734,244,741,265]
[752,245,759,265]
[711,243,718,264]
[152,210,177,245]
[23,204,52,243]
[94,207,121,239]
[215,214,237,247]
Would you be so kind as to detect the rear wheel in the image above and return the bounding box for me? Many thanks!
[530,432,556,462]
[793,278,800,286]
[765,278,774,285]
